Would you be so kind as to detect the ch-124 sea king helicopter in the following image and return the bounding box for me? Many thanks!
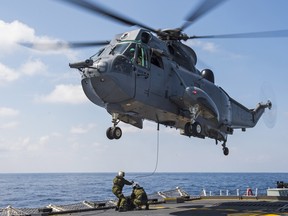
[27,0,286,155]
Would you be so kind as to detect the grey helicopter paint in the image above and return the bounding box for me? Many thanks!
[71,28,271,156]
[26,0,285,156]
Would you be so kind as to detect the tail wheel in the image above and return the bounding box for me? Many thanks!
[223,147,229,156]
[221,140,229,156]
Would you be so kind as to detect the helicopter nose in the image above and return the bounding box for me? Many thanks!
[82,60,108,78]
[94,60,108,73]
[83,67,100,78]
[69,59,93,68]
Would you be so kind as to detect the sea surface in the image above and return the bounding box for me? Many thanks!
[0,172,287,208]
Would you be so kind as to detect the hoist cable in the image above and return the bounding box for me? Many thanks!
[133,123,160,180]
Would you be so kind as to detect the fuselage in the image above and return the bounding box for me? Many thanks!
[77,28,268,145]
[80,29,230,136]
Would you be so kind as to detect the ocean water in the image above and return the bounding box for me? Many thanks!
[0,172,287,208]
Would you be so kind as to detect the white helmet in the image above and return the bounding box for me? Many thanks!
[118,171,125,177]
[133,182,140,188]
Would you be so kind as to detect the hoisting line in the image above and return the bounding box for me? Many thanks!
[133,123,160,180]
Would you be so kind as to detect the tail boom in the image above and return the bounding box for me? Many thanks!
[230,98,272,129]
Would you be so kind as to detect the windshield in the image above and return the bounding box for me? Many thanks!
[90,47,106,61]
[90,41,150,69]
[110,42,137,63]
[110,42,131,55]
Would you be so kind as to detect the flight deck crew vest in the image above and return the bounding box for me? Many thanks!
[113,176,125,190]
[133,187,148,201]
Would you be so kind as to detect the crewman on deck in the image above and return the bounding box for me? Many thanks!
[112,171,133,212]
[131,183,149,210]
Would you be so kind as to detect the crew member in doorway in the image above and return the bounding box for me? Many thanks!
[131,183,149,210]
[112,171,133,212]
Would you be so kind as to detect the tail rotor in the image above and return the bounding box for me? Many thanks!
[260,82,277,128]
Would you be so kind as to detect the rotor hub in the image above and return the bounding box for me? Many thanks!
[157,28,189,41]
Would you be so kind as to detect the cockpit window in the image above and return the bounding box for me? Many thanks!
[90,47,105,61]
[121,42,150,69]
[135,44,149,68]
[151,51,164,69]
[123,43,136,62]
[110,42,130,55]
[91,41,151,69]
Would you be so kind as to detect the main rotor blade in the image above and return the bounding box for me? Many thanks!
[65,41,110,48]
[181,0,227,31]
[189,29,288,39]
[20,40,110,50]
[59,0,157,33]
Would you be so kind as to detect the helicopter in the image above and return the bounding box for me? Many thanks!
[25,0,287,156]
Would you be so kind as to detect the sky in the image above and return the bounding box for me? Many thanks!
[0,0,287,173]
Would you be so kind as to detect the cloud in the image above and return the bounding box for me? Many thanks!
[39,133,62,146]
[0,133,63,153]
[0,19,78,59]
[35,84,87,104]
[0,63,19,83]
[19,59,46,76]
[0,107,19,130]
[184,40,244,60]
[0,20,78,86]
[0,20,34,53]
[0,59,46,85]
[0,136,31,152]
[0,107,19,117]
[70,123,96,134]
[0,121,19,129]
[185,40,219,53]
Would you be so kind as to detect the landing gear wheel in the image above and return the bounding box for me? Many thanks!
[112,127,122,139]
[106,127,114,140]
[106,127,122,140]
[223,147,229,156]
[184,122,202,137]
[184,122,193,136]
[192,122,202,135]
